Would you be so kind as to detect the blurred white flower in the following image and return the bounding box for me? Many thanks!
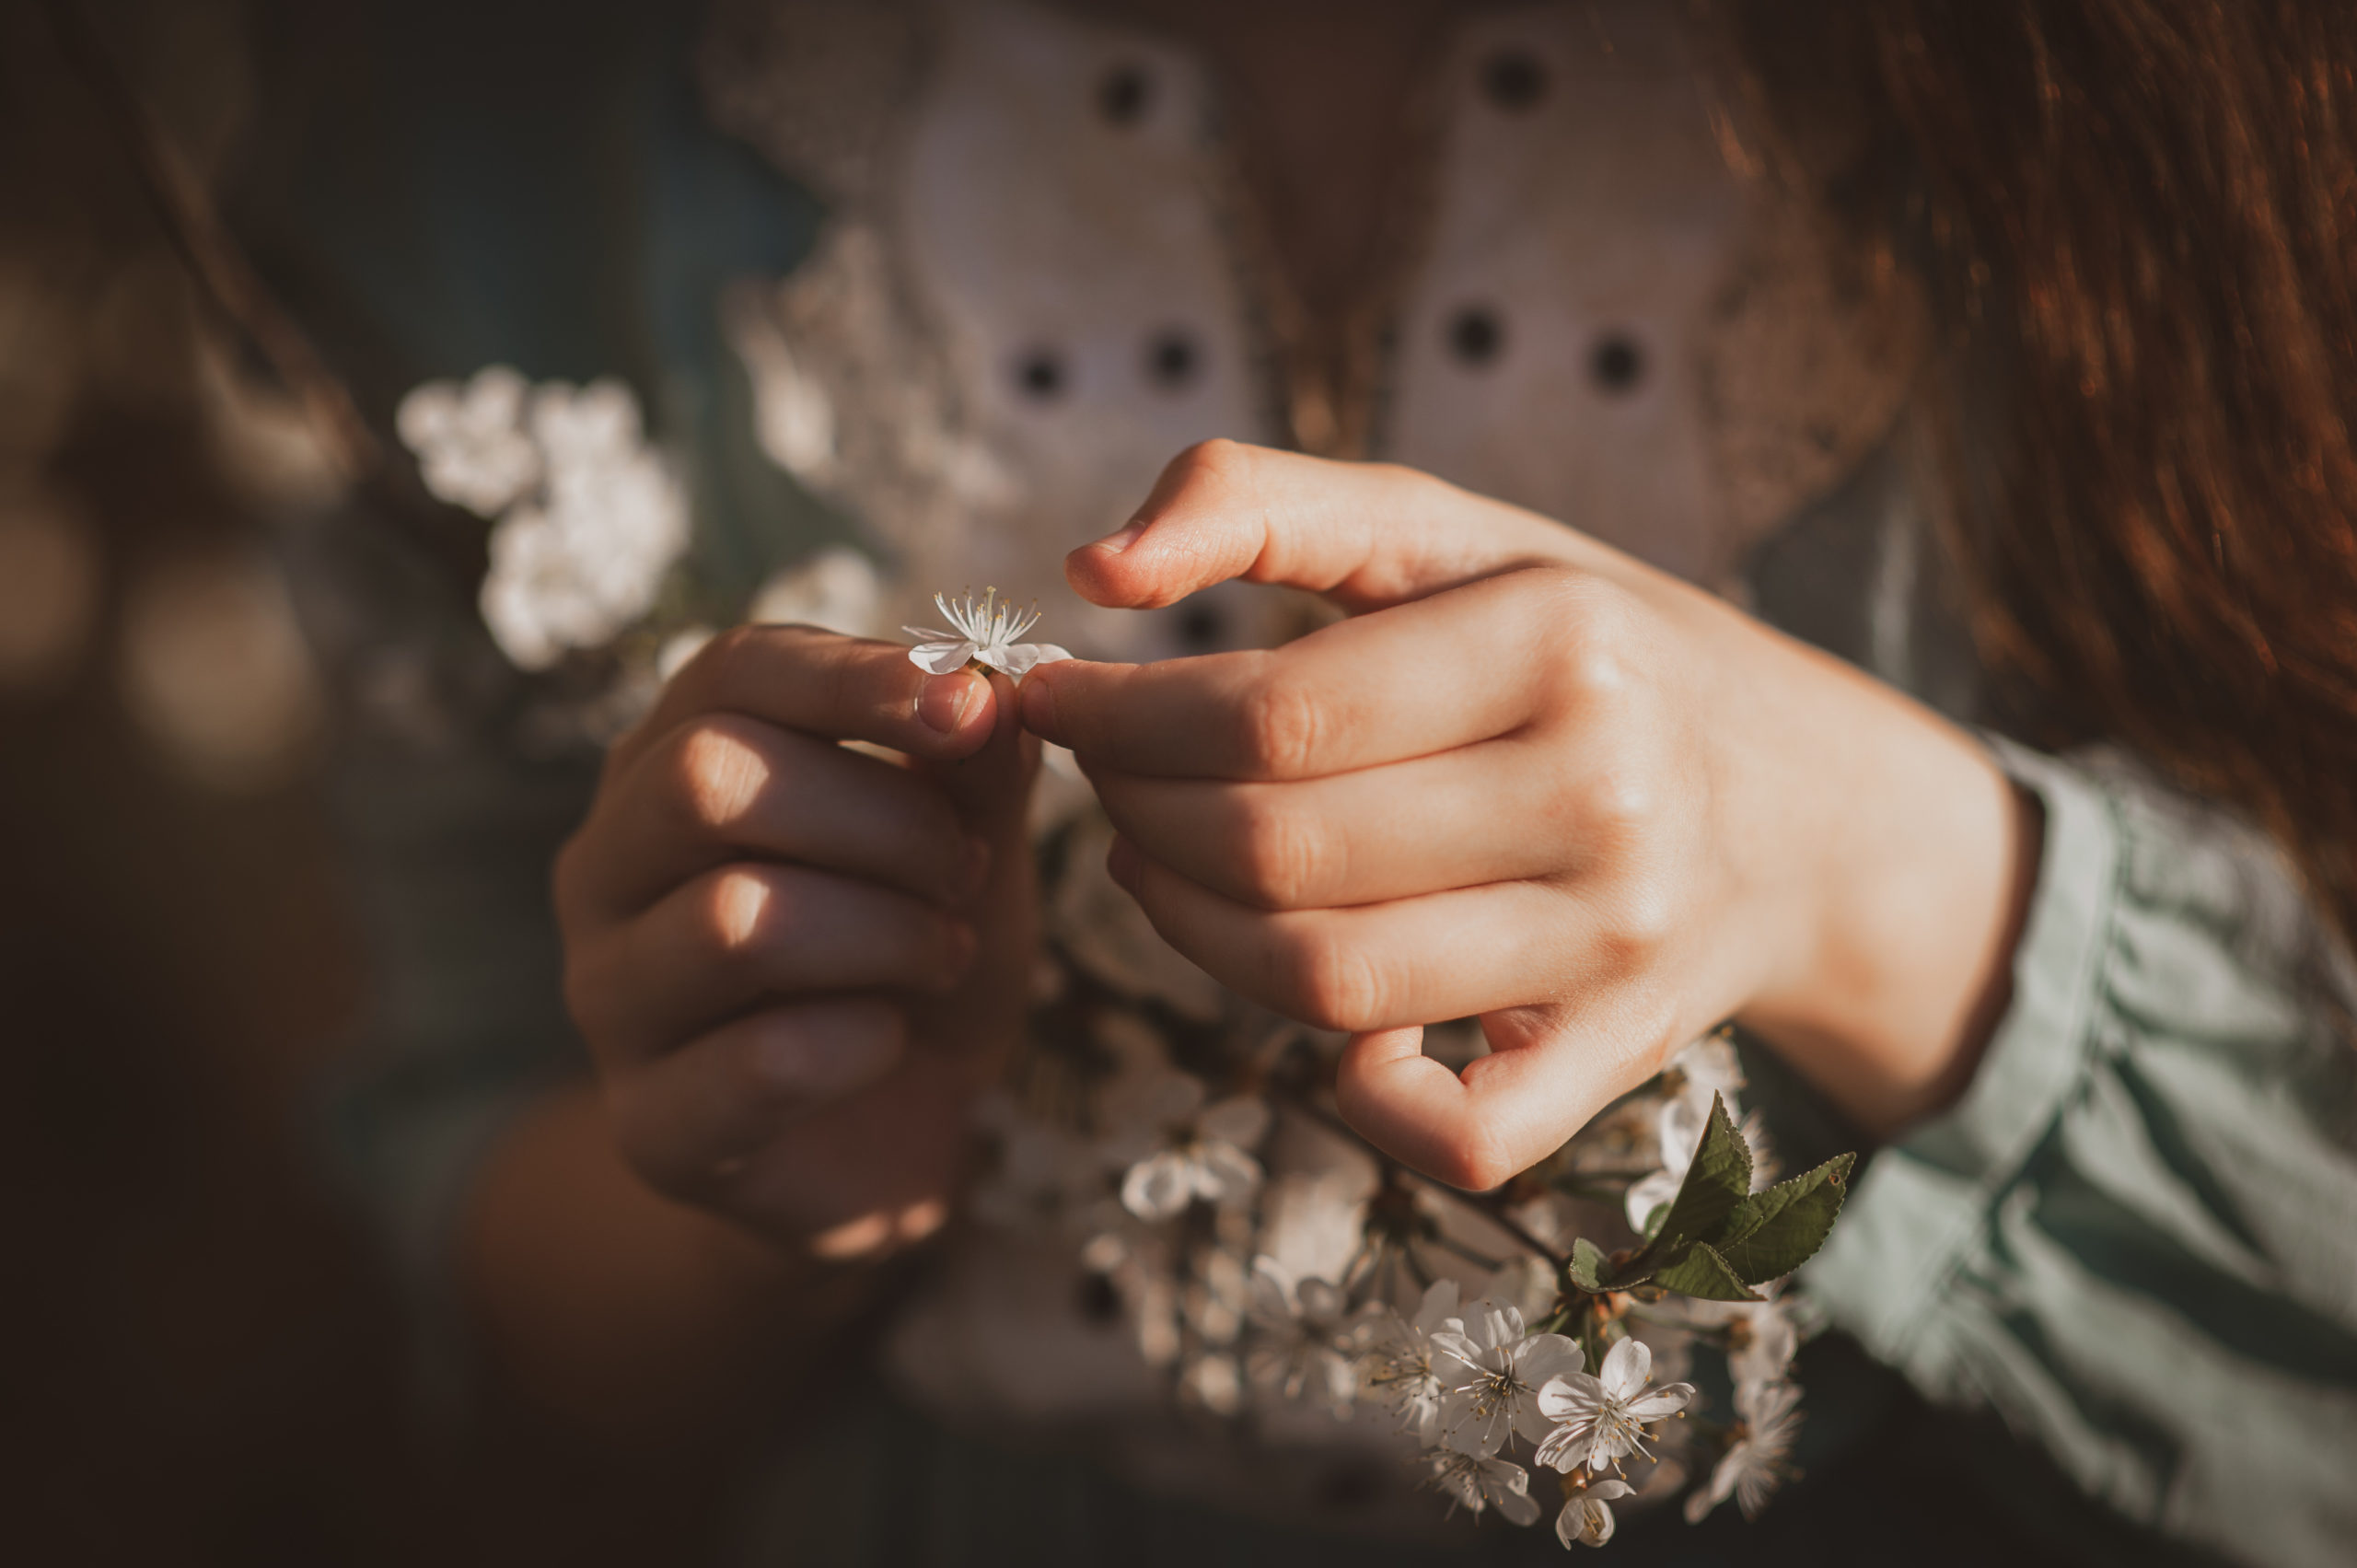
[904,586,1071,677]
[1556,1477,1635,1548]
[1420,1450,1541,1527]
[1178,1350,1245,1416]
[397,368,690,672]
[1684,1378,1802,1523]
[1244,1257,1358,1411]
[1099,1071,1269,1222]
[395,365,540,516]
[749,544,884,635]
[1362,1278,1463,1445]
[1535,1336,1695,1476]
[1432,1300,1585,1458]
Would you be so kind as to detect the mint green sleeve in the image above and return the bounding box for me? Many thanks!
[1805,740,2357,1568]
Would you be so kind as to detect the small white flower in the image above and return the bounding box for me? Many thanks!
[1100,1072,1269,1222]
[1656,1288,1800,1398]
[1684,1377,1802,1523]
[1535,1336,1696,1475]
[1555,1478,1635,1549]
[1432,1300,1586,1458]
[395,365,540,517]
[1361,1278,1464,1445]
[749,545,883,637]
[904,586,1072,677]
[1624,1035,1775,1232]
[1420,1450,1542,1527]
[1244,1257,1359,1411]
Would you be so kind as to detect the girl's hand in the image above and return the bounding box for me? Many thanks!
[553,627,1039,1260]
[1022,442,2034,1190]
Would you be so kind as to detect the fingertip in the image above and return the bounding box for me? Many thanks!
[1018,667,1063,741]
[1333,1027,1485,1184]
[913,668,997,752]
[1063,536,1134,606]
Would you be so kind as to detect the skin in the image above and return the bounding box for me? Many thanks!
[463,0,2036,1430]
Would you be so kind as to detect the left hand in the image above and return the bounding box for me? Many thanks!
[1020,442,2032,1190]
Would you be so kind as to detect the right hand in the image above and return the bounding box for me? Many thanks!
[553,625,1039,1263]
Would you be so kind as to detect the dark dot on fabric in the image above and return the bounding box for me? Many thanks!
[1076,1271,1123,1324]
[1178,602,1225,648]
[1145,328,1200,390]
[1448,305,1505,368]
[1479,48,1549,112]
[1098,64,1152,125]
[1590,332,1644,393]
[1015,348,1066,401]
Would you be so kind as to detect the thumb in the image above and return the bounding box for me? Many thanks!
[1065,440,1583,615]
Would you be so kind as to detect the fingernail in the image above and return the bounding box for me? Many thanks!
[949,837,993,903]
[1106,833,1141,890]
[917,671,975,733]
[1091,518,1147,554]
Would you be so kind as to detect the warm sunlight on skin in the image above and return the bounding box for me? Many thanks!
[1024,441,2034,1185]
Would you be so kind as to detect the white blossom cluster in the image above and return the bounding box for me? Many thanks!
[972,1026,1823,1550]
[395,366,690,670]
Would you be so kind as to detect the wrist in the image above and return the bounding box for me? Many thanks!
[1733,658,2040,1139]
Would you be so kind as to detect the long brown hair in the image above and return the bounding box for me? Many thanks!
[1739,0,2357,945]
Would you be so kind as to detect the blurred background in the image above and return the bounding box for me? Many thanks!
[0,2,745,1560]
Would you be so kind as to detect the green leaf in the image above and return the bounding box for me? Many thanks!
[1713,1153,1855,1284]
[1650,1242,1762,1302]
[1567,1237,1608,1294]
[1595,1094,1752,1289]
[1641,1094,1752,1249]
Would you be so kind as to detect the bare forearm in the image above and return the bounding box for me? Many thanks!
[459,1083,877,1436]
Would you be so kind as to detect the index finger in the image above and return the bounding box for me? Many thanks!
[1020,568,1573,779]
[610,624,998,777]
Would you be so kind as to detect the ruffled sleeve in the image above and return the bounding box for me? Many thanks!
[1806,739,2357,1567]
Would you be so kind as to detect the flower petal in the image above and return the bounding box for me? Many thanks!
[1120,1152,1193,1220]
[1625,1381,1696,1422]
[1495,1482,1541,1528]
[908,640,977,675]
[1533,1421,1591,1473]
[1412,1277,1462,1333]
[1516,1334,1585,1387]
[1198,1095,1271,1146]
[1537,1372,1601,1423]
[1599,1335,1651,1400]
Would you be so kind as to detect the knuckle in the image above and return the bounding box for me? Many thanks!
[1530,574,1648,703]
[1236,672,1324,778]
[1276,928,1388,1031]
[1592,876,1679,979]
[1579,766,1665,846]
[1233,796,1336,908]
[690,866,785,973]
[664,716,776,833]
[1167,436,1258,496]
